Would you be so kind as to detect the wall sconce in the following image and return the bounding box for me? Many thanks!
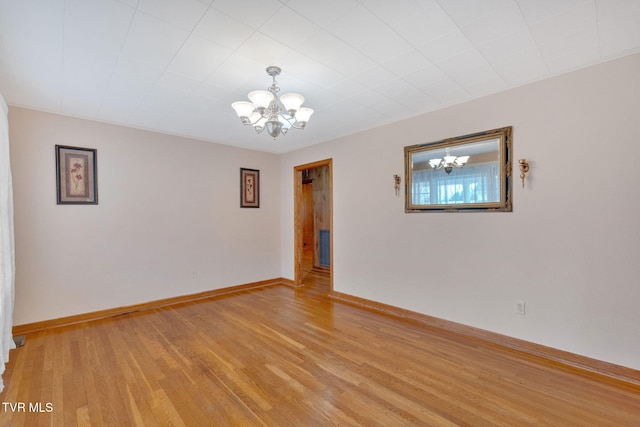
[393,174,401,196]
[518,159,530,188]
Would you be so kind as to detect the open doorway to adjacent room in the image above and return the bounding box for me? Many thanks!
[293,159,333,293]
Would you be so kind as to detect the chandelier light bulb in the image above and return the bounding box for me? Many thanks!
[280,93,305,113]
[295,107,314,124]
[231,101,254,119]
[456,156,470,166]
[443,155,457,164]
[247,90,273,109]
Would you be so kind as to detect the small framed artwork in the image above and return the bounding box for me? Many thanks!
[240,168,259,208]
[55,145,98,204]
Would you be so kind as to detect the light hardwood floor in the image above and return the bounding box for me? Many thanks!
[1,268,639,426]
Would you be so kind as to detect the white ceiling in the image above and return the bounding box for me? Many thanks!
[1,0,639,154]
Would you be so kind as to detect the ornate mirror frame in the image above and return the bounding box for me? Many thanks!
[404,126,512,213]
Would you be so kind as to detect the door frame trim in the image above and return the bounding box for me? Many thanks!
[293,159,333,288]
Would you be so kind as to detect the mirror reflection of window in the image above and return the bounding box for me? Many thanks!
[411,138,500,205]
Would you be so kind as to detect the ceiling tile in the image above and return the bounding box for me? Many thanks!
[185,85,237,114]
[120,12,190,69]
[204,54,266,92]
[62,45,116,114]
[544,45,600,74]
[417,30,473,63]
[435,48,488,76]
[438,0,513,27]
[490,48,549,85]
[211,0,283,29]
[296,31,376,76]
[155,70,201,94]
[103,65,154,100]
[359,33,414,64]
[326,49,377,77]
[167,35,233,81]
[64,0,134,56]
[259,6,320,50]
[371,77,422,106]
[421,77,469,105]
[110,56,165,85]
[321,97,387,130]
[324,78,368,99]
[476,27,538,63]
[236,33,290,65]
[0,0,65,90]
[62,87,104,118]
[597,0,640,58]
[450,62,505,96]
[460,1,527,46]
[295,31,351,64]
[99,79,149,121]
[20,79,63,111]
[352,65,398,89]
[193,8,255,51]
[398,91,441,113]
[137,0,207,30]
[381,50,435,77]
[401,62,449,92]
[115,0,139,8]
[285,0,360,27]
[536,27,599,64]
[529,1,598,60]
[360,79,437,113]
[146,82,190,109]
[363,0,458,45]
[300,88,346,112]
[277,51,346,87]
[326,5,413,62]
[516,0,592,25]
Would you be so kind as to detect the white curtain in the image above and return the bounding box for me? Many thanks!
[0,93,16,393]
[412,163,500,205]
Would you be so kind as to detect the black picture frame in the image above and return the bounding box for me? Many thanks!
[240,168,259,208]
[56,145,98,205]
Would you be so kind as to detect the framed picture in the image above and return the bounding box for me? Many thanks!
[55,145,98,204]
[240,168,259,208]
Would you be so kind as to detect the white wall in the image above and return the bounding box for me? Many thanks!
[281,53,640,370]
[9,108,281,325]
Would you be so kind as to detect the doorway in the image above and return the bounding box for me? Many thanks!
[294,159,333,291]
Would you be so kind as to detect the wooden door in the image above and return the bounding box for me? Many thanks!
[302,182,314,248]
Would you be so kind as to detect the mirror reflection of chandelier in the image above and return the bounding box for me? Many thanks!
[429,147,470,174]
[231,66,314,139]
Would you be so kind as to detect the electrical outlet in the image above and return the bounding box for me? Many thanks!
[191,270,198,279]
[514,300,525,315]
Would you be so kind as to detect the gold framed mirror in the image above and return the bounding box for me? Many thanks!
[404,126,512,212]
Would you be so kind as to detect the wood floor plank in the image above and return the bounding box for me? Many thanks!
[1,270,639,426]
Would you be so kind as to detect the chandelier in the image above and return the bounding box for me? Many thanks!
[231,66,313,139]
[429,147,470,174]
